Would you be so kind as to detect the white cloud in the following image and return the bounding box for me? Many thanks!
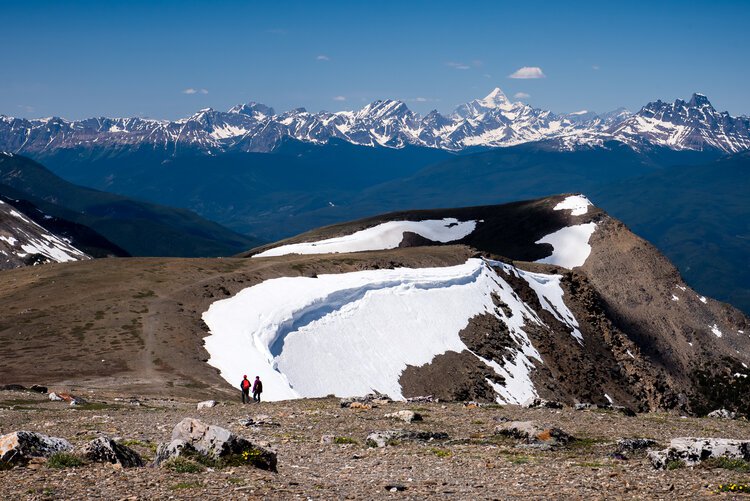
[414,97,427,102]
[508,66,546,79]
[592,65,600,70]
[316,55,330,61]
[446,61,470,70]
[183,88,208,95]
[17,104,35,113]
[333,96,346,101]
[513,92,530,99]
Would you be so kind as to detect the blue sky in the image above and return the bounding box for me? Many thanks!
[3,0,749,120]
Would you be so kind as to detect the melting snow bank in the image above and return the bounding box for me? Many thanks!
[203,258,585,403]
[535,222,597,269]
[253,218,477,257]
[553,194,593,216]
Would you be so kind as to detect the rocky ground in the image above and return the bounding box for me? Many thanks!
[1,390,749,500]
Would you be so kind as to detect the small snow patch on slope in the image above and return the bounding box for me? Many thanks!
[553,195,592,216]
[710,324,723,338]
[535,222,597,269]
[202,258,570,404]
[253,218,477,257]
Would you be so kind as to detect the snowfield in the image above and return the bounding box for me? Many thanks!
[253,218,477,257]
[203,258,585,403]
[535,222,597,269]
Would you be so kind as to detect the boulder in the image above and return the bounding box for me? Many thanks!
[707,409,737,420]
[616,438,658,452]
[79,437,143,468]
[574,403,596,411]
[156,418,276,471]
[405,395,436,403]
[0,431,72,466]
[29,385,48,394]
[48,393,64,402]
[384,410,423,423]
[649,437,750,469]
[320,435,335,445]
[340,391,393,408]
[238,415,279,427]
[1,384,27,392]
[196,400,217,410]
[494,421,573,447]
[522,398,564,409]
[365,430,448,448]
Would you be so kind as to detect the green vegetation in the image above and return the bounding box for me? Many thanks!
[333,436,358,445]
[429,447,452,458]
[716,483,749,493]
[701,457,750,472]
[164,457,205,474]
[47,452,84,469]
[171,482,202,490]
[666,459,686,470]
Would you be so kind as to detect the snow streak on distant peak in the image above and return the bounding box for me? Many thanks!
[202,258,588,403]
[253,218,477,258]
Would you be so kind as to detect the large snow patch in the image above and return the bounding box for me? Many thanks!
[202,258,559,403]
[535,222,597,269]
[253,218,476,258]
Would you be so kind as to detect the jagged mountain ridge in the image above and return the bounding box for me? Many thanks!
[2,89,748,156]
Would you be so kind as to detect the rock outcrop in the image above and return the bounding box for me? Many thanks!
[155,418,276,471]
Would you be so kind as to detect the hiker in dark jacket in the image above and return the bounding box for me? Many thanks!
[240,375,251,404]
[252,376,263,402]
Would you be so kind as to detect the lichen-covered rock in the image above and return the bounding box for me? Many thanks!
[523,398,564,409]
[616,438,657,452]
[196,400,217,410]
[384,410,423,423]
[494,421,573,447]
[707,409,737,419]
[574,403,595,411]
[156,418,277,471]
[366,430,448,448]
[80,437,143,468]
[340,391,393,408]
[0,431,72,466]
[649,437,750,469]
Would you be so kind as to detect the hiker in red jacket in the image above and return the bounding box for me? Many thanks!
[240,375,251,404]
[252,376,263,403]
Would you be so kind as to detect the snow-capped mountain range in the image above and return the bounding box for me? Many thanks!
[1,88,749,155]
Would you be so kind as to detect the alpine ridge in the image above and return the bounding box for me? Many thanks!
[2,89,748,156]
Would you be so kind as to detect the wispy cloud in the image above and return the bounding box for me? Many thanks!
[446,60,482,71]
[183,88,208,95]
[333,95,346,101]
[513,92,530,99]
[508,66,546,79]
[17,104,35,113]
[446,62,470,70]
[316,55,330,61]
[409,97,440,103]
[592,65,600,70]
